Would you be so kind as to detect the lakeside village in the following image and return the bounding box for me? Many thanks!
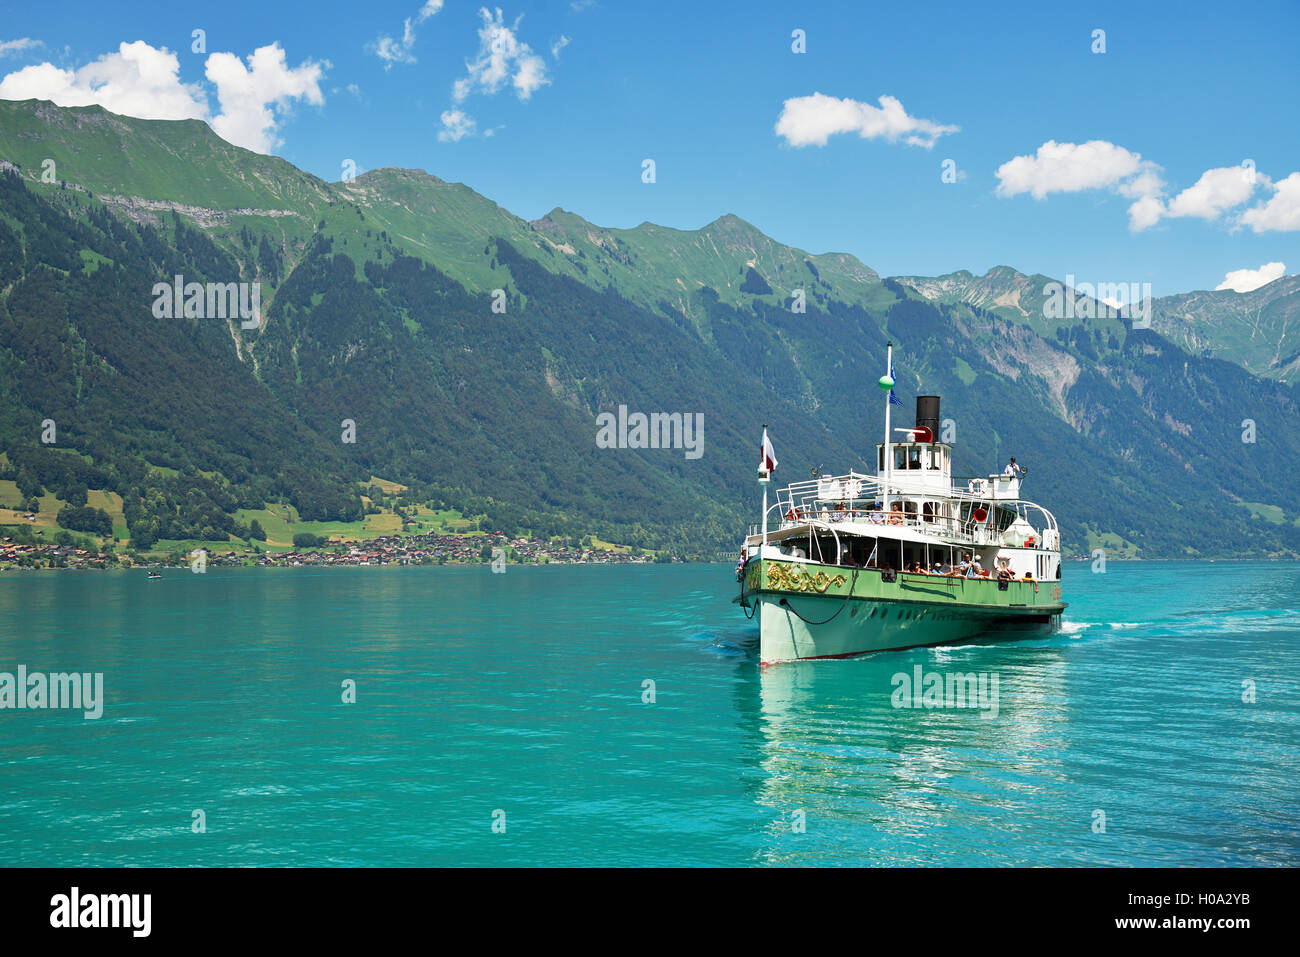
[0,528,661,571]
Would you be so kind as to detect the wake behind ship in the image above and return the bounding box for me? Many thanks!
[736,344,1065,663]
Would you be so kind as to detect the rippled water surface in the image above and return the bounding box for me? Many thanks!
[1,561,1296,866]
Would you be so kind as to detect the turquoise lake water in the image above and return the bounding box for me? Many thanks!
[0,561,1296,866]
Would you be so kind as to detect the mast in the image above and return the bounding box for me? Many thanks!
[759,423,771,552]
[880,342,894,511]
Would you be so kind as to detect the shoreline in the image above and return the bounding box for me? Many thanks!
[0,528,666,571]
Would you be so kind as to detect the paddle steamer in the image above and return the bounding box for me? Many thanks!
[737,344,1065,663]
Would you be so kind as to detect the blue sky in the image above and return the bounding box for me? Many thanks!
[1,0,1297,296]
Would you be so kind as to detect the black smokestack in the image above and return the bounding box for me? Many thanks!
[916,396,940,440]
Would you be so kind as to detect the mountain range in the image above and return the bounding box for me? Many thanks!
[1,98,1298,559]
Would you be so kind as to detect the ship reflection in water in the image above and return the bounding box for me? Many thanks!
[741,633,1072,866]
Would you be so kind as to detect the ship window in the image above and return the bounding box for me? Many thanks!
[894,447,907,470]
[908,447,921,470]
[923,501,936,522]
[929,448,942,470]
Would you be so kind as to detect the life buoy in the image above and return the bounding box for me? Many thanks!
[972,507,988,523]
[785,507,802,521]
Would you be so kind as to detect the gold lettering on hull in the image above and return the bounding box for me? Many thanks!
[765,563,848,594]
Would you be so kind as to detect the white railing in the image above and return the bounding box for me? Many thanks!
[748,470,1060,550]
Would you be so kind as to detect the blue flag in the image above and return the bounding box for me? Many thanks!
[888,360,904,406]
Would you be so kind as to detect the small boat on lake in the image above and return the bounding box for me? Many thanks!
[736,343,1065,663]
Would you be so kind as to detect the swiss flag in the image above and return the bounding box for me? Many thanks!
[759,428,778,472]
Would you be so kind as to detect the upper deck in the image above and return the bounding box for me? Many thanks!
[747,468,1060,551]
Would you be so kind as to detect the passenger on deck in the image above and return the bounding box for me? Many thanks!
[966,557,981,578]
[888,502,905,526]
[1021,570,1035,581]
[996,564,1013,582]
[932,561,945,575]
[869,503,885,524]
[950,553,973,577]
[1004,457,1022,477]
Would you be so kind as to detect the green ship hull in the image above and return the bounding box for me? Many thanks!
[738,558,1065,663]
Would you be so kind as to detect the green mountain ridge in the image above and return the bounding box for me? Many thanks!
[1149,277,1300,383]
[897,265,1300,384]
[2,98,1299,560]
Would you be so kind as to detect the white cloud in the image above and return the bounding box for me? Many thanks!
[0,40,326,155]
[373,21,418,67]
[551,35,570,59]
[205,44,326,154]
[994,139,1166,231]
[0,38,41,58]
[995,145,1297,235]
[452,8,550,103]
[438,108,476,142]
[1126,195,1165,232]
[1240,172,1300,233]
[1116,168,1165,202]
[0,41,208,120]
[370,0,444,68]
[1163,165,1263,221]
[512,52,548,100]
[1216,261,1286,293]
[996,139,1155,198]
[774,92,958,149]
